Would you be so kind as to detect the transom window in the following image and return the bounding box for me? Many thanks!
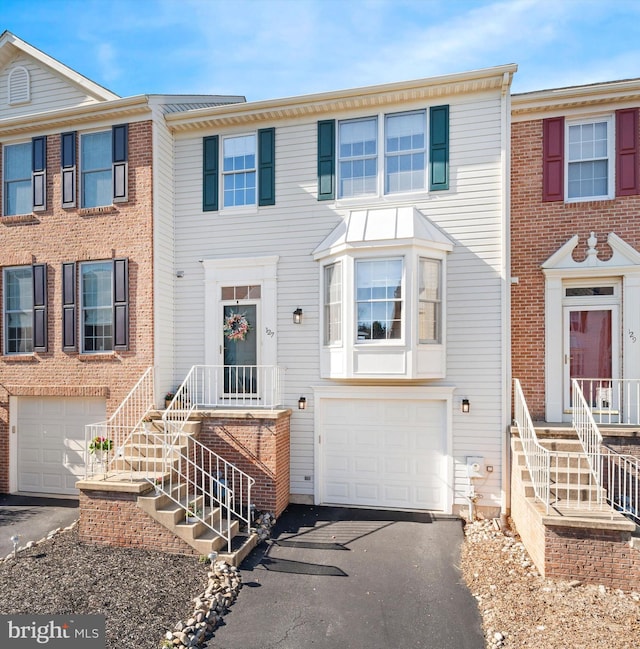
[338,111,427,199]
[80,261,113,352]
[356,259,402,341]
[418,258,441,343]
[3,143,31,216]
[81,131,112,208]
[567,118,612,200]
[3,266,33,354]
[223,135,256,207]
[323,262,342,345]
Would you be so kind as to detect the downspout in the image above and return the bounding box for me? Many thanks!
[500,69,515,527]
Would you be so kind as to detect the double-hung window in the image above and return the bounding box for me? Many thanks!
[80,261,113,352]
[566,117,613,200]
[4,143,31,216]
[338,118,378,198]
[223,134,256,207]
[385,111,426,193]
[323,262,342,345]
[3,266,33,354]
[418,258,442,344]
[81,131,112,208]
[356,258,403,341]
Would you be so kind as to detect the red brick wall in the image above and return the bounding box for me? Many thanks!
[511,116,640,420]
[198,412,291,517]
[0,121,155,492]
[78,491,199,555]
[544,525,640,591]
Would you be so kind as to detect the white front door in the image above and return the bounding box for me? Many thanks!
[563,304,619,415]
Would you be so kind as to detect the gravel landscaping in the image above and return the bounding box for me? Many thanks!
[2,517,639,649]
[461,518,640,649]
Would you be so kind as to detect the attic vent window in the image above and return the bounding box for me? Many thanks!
[8,66,30,105]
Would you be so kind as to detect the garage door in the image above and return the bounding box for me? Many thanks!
[320,398,446,510]
[17,397,106,495]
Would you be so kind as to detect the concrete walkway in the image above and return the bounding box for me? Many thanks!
[208,505,484,649]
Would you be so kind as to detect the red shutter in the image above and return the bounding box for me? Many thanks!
[543,117,564,202]
[616,108,639,197]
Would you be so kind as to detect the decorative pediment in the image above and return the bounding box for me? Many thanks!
[542,232,640,272]
[312,206,455,260]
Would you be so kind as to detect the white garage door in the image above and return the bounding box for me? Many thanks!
[17,397,106,495]
[319,398,447,510]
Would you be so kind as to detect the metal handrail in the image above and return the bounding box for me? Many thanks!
[513,379,551,512]
[142,430,254,552]
[84,367,155,478]
[572,379,603,487]
[602,448,640,523]
[574,378,640,425]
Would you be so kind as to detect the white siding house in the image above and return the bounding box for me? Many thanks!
[166,66,516,516]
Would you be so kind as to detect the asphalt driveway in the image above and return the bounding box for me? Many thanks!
[0,494,78,557]
[209,505,484,649]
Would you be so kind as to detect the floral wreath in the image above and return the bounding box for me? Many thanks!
[223,312,251,341]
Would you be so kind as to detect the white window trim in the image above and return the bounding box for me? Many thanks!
[3,141,32,217]
[3,265,33,356]
[221,132,258,212]
[323,261,343,347]
[80,129,112,209]
[79,260,113,354]
[337,110,429,204]
[564,115,615,203]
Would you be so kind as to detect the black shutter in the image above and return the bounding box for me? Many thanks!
[112,124,128,202]
[203,136,219,211]
[32,263,47,352]
[62,262,76,350]
[113,258,128,351]
[317,120,335,200]
[258,128,275,206]
[429,105,449,191]
[61,132,76,207]
[32,136,46,211]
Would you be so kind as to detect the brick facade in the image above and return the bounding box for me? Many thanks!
[78,490,199,556]
[198,411,291,517]
[511,117,640,421]
[0,120,155,492]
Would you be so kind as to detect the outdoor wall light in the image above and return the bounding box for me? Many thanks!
[293,308,303,324]
[461,398,470,413]
[298,396,307,410]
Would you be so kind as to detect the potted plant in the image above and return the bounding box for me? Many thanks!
[142,414,154,431]
[89,436,113,464]
[164,392,175,409]
[185,500,202,523]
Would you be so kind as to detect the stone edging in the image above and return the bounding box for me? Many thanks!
[2,520,78,562]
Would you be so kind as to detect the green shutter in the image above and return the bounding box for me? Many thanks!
[317,120,335,201]
[258,128,275,206]
[203,136,219,211]
[429,105,449,191]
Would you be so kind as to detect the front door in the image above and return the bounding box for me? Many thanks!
[223,304,258,395]
[563,305,619,414]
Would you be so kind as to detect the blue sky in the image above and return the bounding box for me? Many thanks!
[2,0,640,101]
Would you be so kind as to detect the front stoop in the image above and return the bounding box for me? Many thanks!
[137,489,258,567]
[510,429,640,591]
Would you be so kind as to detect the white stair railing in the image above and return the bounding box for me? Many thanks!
[602,449,640,523]
[572,378,603,489]
[141,430,254,552]
[85,367,155,478]
[575,378,640,425]
[514,379,607,514]
[513,379,551,512]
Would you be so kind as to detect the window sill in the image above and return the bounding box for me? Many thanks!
[1,214,39,226]
[79,205,118,217]
[3,354,37,362]
[78,353,118,361]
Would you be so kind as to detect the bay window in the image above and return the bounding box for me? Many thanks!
[356,259,402,341]
[323,262,342,345]
[418,258,442,343]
